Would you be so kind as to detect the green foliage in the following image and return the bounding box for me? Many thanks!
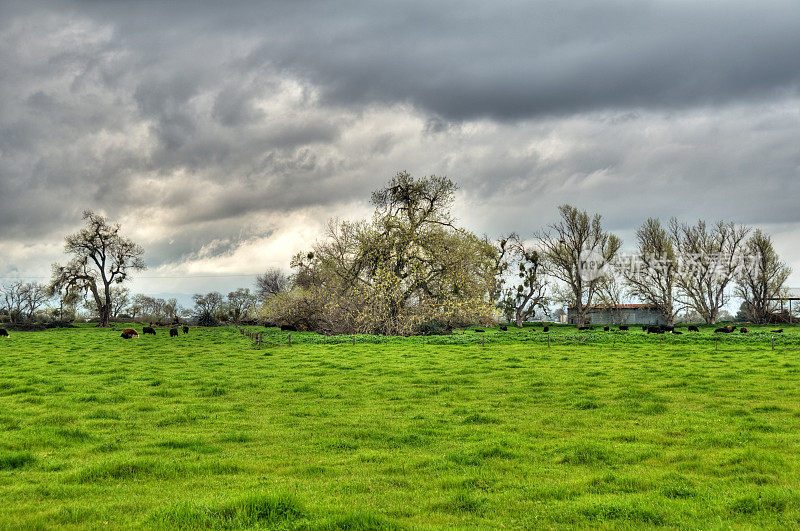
[262,173,498,334]
[197,311,220,327]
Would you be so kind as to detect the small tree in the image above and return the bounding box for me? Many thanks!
[109,287,130,319]
[622,218,680,326]
[735,229,791,323]
[192,292,224,317]
[496,234,548,327]
[255,268,288,302]
[1,281,50,323]
[538,205,621,327]
[226,288,257,323]
[51,211,145,327]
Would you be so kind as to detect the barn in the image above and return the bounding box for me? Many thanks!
[567,304,667,326]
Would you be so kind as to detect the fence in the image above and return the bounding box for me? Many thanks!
[236,326,800,351]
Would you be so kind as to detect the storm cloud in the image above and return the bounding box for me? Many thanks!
[1,0,799,297]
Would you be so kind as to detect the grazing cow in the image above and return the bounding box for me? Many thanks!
[740,328,749,333]
[688,326,700,332]
[642,326,649,331]
[121,328,139,339]
[0,328,9,338]
[603,326,610,332]
[772,329,784,333]
[280,324,297,332]
[183,325,189,334]
[577,326,591,331]
[474,329,485,333]
[499,325,508,331]
[673,331,683,335]
[543,326,549,332]
[619,325,629,331]
[660,325,675,333]
[169,328,178,337]
[648,326,664,334]
[714,327,735,333]
[143,327,156,335]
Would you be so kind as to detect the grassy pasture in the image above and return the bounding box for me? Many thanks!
[1,323,800,528]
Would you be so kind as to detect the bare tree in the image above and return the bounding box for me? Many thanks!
[109,286,130,319]
[1,281,27,323]
[538,205,621,327]
[255,268,288,301]
[164,298,180,322]
[1,281,50,323]
[50,211,145,327]
[671,219,750,324]
[595,275,627,325]
[735,229,791,323]
[622,218,680,326]
[192,292,224,316]
[2,281,28,323]
[226,288,258,323]
[496,234,548,327]
[24,283,51,320]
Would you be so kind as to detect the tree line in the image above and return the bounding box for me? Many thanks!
[0,173,793,331]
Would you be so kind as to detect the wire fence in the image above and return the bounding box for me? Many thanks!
[238,326,800,351]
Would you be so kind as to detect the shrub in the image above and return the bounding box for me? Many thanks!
[197,311,220,327]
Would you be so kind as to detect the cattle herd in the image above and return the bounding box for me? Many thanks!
[120,324,190,339]
[0,324,789,341]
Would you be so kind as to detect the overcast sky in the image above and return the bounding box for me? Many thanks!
[1,0,799,304]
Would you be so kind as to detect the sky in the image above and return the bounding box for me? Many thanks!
[1,0,799,307]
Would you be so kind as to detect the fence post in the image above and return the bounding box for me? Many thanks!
[288,333,291,346]
[352,335,355,346]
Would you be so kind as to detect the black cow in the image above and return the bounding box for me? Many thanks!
[182,325,189,334]
[714,327,735,333]
[169,328,178,337]
[474,329,485,333]
[577,326,591,331]
[543,326,549,332]
[673,331,683,335]
[772,329,784,333]
[499,325,508,331]
[603,326,610,332]
[660,325,675,333]
[740,328,749,333]
[688,326,700,332]
[280,324,297,332]
[0,328,9,338]
[619,325,629,331]
[642,326,649,331]
[648,326,664,334]
[143,327,156,335]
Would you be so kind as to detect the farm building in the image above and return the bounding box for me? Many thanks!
[567,304,667,326]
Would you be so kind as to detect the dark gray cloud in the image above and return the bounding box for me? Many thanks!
[1,0,799,295]
[66,0,800,120]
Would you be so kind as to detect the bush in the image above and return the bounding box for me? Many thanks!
[197,311,220,327]
[415,319,452,336]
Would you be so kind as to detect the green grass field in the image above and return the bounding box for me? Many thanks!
[2,323,800,528]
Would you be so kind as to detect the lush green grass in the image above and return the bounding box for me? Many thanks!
[1,323,800,528]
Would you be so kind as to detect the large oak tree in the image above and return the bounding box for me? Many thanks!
[51,211,145,327]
